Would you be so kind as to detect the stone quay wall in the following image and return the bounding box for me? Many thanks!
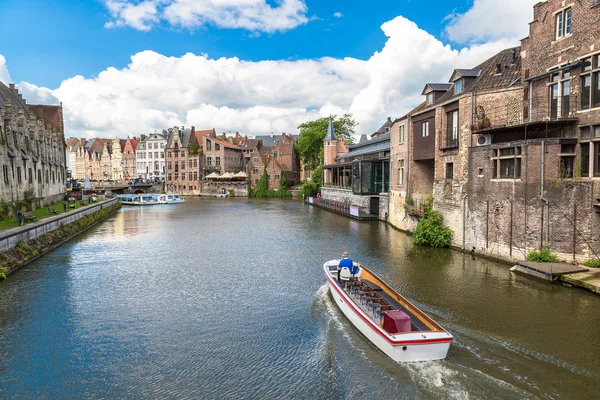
[0,198,119,252]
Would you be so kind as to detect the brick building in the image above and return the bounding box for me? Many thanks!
[387,0,600,263]
[165,126,202,195]
[121,136,139,180]
[0,82,66,207]
[248,133,300,189]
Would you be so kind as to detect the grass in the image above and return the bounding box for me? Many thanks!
[0,200,92,231]
[582,258,600,268]
[527,248,560,263]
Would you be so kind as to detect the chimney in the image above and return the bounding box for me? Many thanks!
[387,117,391,122]
[511,49,517,64]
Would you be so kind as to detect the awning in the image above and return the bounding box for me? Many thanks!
[218,172,233,179]
[233,171,247,178]
[205,172,220,179]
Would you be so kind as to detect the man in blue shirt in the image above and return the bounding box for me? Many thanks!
[338,252,355,283]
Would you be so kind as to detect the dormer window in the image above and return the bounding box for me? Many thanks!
[426,93,434,105]
[454,80,463,94]
[556,8,572,40]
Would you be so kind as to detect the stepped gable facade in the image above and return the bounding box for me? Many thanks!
[0,82,66,206]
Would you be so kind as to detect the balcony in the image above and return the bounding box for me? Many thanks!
[471,94,578,133]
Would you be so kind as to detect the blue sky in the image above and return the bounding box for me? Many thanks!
[1,0,473,87]
[0,0,535,138]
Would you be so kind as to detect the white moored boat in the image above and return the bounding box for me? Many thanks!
[165,194,185,204]
[324,260,453,362]
[117,194,163,206]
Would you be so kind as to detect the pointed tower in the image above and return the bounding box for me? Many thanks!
[323,116,338,166]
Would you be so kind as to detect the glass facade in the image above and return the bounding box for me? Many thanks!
[350,160,390,195]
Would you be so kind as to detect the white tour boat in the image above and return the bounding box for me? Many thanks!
[324,260,453,362]
[117,194,163,206]
[165,194,185,204]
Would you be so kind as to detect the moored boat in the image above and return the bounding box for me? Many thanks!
[165,194,185,204]
[117,193,163,206]
[324,260,452,362]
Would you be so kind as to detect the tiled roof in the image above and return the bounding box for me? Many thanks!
[422,83,452,95]
[254,134,299,147]
[0,82,31,120]
[415,46,522,115]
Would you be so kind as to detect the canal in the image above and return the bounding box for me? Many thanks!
[1,199,599,399]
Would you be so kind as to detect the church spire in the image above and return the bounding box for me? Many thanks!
[324,116,336,141]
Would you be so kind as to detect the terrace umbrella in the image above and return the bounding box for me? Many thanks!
[219,172,233,180]
[205,172,220,180]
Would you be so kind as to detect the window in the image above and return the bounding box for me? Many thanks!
[560,144,576,179]
[550,70,571,118]
[397,159,405,186]
[215,143,220,151]
[454,80,463,94]
[216,157,221,166]
[3,165,8,184]
[274,151,278,159]
[28,168,32,184]
[595,142,600,177]
[581,56,600,110]
[426,93,433,105]
[180,161,185,169]
[160,152,164,159]
[399,125,405,144]
[149,152,153,159]
[194,159,197,168]
[492,147,522,179]
[188,160,193,168]
[154,152,158,159]
[206,140,211,151]
[421,121,429,138]
[445,162,454,180]
[167,161,172,169]
[253,168,258,175]
[446,110,458,147]
[160,143,165,149]
[17,167,22,184]
[556,8,572,39]
[207,157,212,165]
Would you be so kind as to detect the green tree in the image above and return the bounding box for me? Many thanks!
[188,142,202,156]
[253,168,270,198]
[295,114,357,172]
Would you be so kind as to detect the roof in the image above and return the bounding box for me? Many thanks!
[254,134,298,147]
[65,137,80,149]
[336,133,390,160]
[422,83,452,95]
[28,104,63,131]
[371,117,393,138]
[207,136,243,150]
[324,117,336,141]
[166,128,194,148]
[449,69,482,82]
[414,47,522,116]
[0,82,31,120]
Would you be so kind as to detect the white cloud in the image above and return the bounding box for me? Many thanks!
[444,0,537,44]
[103,0,310,33]
[333,12,343,18]
[2,14,522,139]
[0,54,11,85]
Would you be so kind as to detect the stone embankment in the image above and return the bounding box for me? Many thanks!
[0,198,120,278]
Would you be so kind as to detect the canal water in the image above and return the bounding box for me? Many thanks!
[1,199,599,399]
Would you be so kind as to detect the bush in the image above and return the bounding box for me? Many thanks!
[300,181,320,197]
[527,249,559,263]
[582,258,600,268]
[413,209,453,248]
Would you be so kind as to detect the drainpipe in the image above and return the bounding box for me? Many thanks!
[462,194,469,250]
[529,81,533,123]
[540,140,549,249]
[406,115,411,199]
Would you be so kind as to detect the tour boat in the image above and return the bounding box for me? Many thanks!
[117,194,163,206]
[324,260,453,362]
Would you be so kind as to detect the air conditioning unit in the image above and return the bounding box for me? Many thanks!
[476,134,492,147]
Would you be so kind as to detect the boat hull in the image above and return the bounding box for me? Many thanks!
[324,263,451,362]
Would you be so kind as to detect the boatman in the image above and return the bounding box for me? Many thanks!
[338,252,357,283]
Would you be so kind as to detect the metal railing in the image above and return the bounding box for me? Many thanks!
[471,94,578,132]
